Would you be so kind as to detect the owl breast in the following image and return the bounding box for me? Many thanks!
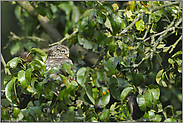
[45,57,73,71]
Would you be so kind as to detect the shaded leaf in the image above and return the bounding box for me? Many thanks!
[30,48,47,62]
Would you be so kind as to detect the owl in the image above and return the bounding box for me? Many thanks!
[45,45,73,71]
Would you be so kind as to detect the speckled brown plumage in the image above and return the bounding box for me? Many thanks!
[45,45,73,71]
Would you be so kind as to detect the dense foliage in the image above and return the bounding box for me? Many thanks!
[1,1,182,122]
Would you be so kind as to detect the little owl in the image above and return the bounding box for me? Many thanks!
[45,45,73,71]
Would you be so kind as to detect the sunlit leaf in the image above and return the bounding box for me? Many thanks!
[77,67,89,87]
[137,94,146,111]
[5,77,17,103]
[120,87,133,103]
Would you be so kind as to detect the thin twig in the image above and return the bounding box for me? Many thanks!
[151,1,180,13]
[49,28,78,46]
[118,14,144,36]
[1,53,11,75]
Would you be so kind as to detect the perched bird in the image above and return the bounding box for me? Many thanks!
[45,45,73,71]
[44,45,74,108]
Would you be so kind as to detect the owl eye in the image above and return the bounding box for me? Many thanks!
[60,49,65,53]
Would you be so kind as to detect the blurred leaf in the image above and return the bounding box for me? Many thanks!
[78,33,94,49]
[29,107,42,119]
[128,72,144,86]
[61,62,74,76]
[156,101,163,113]
[120,87,133,103]
[164,118,176,122]
[99,109,110,122]
[96,10,106,24]
[152,114,162,122]
[100,2,113,14]
[10,42,21,56]
[60,75,70,88]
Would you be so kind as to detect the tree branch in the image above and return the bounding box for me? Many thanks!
[17,1,63,42]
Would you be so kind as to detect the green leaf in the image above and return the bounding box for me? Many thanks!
[150,89,159,105]
[164,118,176,122]
[78,33,94,49]
[18,70,28,88]
[6,57,20,69]
[13,107,21,117]
[85,84,95,105]
[33,59,46,75]
[77,67,89,87]
[5,77,17,103]
[30,48,47,62]
[168,58,175,64]
[61,62,74,76]
[144,91,152,108]
[100,2,113,14]
[68,81,78,96]
[10,43,21,56]
[25,68,32,83]
[4,75,13,86]
[135,19,145,31]
[97,10,106,24]
[99,109,110,122]
[120,87,133,103]
[152,114,162,122]
[156,69,167,87]
[100,87,110,108]
[108,14,123,35]
[29,107,42,119]
[156,101,163,113]
[137,94,146,111]
[109,77,129,100]
[103,62,115,76]
[128,72,144,86]
[59,75,70,88]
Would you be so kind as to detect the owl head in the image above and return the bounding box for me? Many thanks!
[47,45,70,58]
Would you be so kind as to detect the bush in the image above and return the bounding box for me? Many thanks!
[1,1,182,122]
